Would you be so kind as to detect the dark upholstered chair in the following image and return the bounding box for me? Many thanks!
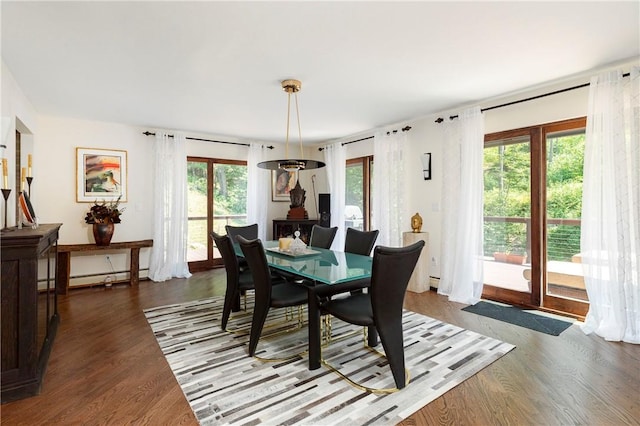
[309,225,338,249]
[225,223,259,242]
[211,232,254,331]
[225,224,258,271]
[320,240,425,391]
[342,227,379,295]
[344,227,379,256]
[237,236,309,357]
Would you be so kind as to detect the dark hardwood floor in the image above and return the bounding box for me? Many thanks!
[2,269,638,425]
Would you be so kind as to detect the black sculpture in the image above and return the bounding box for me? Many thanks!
[287,179,308,219]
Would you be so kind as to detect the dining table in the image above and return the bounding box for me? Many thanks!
[234,240,375,370]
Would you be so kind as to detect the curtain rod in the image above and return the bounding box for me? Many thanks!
[435,72,632,123]
[317,126,412,151]
[142,131,274,149]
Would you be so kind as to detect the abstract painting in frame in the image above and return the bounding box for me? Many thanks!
[76,148,127,202]
[272,169,297,202]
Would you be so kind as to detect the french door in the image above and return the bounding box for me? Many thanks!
[541,119,588,316]
[482,128,538,306]
[345,156,372,231]
[482,118,588,318]
[187,157,247,271]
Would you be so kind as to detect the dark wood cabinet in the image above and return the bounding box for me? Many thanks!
[272,219,319,244]
[1,223,61,403]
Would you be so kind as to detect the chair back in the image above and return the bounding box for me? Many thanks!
[211,231,239,289]
[225,223,258,242]
[309,225,338,249]
[370,240,424,325]
[344,228,380,256]
[237,236,272,303]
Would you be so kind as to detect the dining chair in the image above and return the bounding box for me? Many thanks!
[344,227,379,256]
[341,227,380,294]
[225,223,259,242]
[237,236,309,357]
[308,224,338,249]
[319,228,380,339]
[225,224,258,271]
[211,232,254,331]
[320,239,424,392]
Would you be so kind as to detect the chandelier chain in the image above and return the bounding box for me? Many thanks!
[294,92,303,158]
[285,90,292,159]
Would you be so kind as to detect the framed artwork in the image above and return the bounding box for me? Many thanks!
[272,169,297,202]
[76,148,127,202]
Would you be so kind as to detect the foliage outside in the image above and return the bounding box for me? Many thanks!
[484,133,584,261]
[187,161,248,257]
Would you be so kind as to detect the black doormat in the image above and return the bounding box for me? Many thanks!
[462,301,573,336]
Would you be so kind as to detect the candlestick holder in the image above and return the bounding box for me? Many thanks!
[26,177,33,198]
[2,188,11,231]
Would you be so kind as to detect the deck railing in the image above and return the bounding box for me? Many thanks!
[187,214,247,244]
[484,216,581,262]
[188,214,247,223]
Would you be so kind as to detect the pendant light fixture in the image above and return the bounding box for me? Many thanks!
[257,79,325,171]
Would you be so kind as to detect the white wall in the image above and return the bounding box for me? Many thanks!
[1,61,38,227]
[37,117,152,242]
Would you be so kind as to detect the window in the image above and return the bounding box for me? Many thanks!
[345,156,372,231]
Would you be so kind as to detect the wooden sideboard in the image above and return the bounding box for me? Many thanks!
[272,219,319,244]
[1,223,61,403]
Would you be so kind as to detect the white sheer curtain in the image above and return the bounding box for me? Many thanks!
[247,143,269,240]
[148,131,192,282]
[372,130,406,247]
[438,107,485,304]
[581,67,639,344]
[323,142,346,250]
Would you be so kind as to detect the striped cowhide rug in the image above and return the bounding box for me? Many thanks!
[144,295,514,425]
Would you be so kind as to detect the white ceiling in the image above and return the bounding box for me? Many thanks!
[2,1,638,145]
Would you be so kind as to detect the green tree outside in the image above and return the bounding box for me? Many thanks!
[484,133,584,261]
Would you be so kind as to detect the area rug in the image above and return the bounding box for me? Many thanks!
[144,296,515,425]
[462,301,574,336]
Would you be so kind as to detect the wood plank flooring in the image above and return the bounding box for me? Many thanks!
[2,269,638,425]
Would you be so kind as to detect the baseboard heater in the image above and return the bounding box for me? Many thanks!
[429,276,440,291]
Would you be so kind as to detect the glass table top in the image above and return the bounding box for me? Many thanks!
[234,240,372,285]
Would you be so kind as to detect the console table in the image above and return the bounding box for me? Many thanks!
[1,223,61,403]
[272,218,319,244]
[56,239,153,294]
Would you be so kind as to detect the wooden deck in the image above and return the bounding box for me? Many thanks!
[483,259,530,292]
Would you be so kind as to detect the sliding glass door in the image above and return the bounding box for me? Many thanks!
[483,131,537,306]
[542,119,588,316]
[482,118,588,317]
[187,157,247,270]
